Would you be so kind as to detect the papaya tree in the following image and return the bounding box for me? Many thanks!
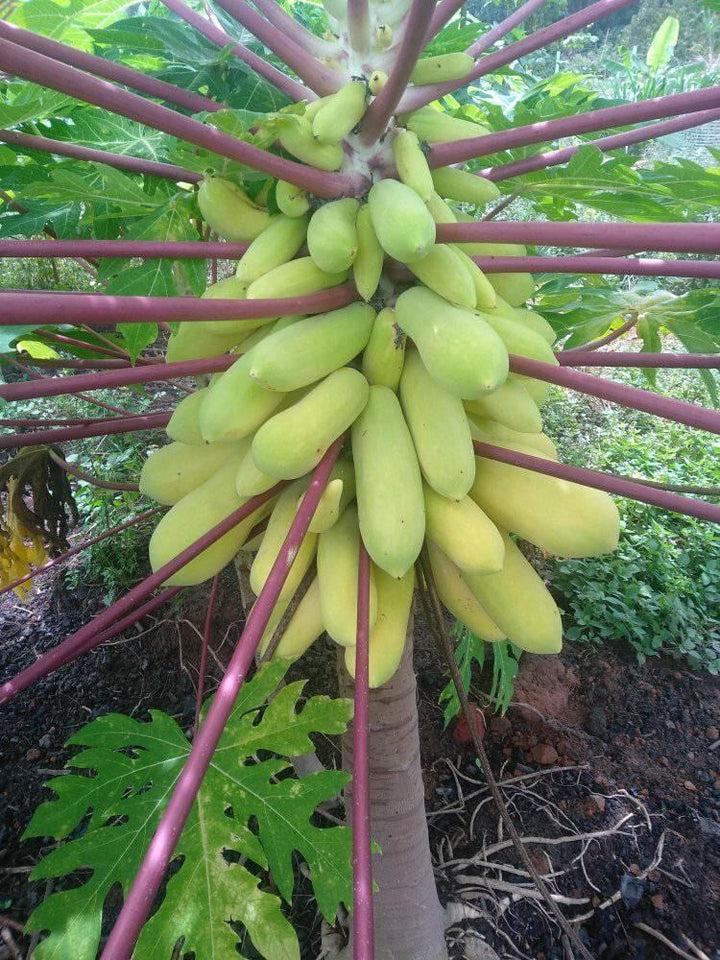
[1,0,719,956]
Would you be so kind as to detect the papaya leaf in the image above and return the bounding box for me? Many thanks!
[646,16,680,72]
[8,0,135,48]
[22,660,353,960]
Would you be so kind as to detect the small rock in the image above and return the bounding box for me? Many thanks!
[620,874,646,908]
[682,709,691,723]
[665,719,676,730]
[38,734,52,750]
[706,726,719,741]
[650,893,664,910]
[531,743,559,765]
[660,756,670,767]
[587,706,608,737]
[583,793,606,816]
[697,817,720,839]
[25,747,41,761]
[683,780,697,792]
[714,778,720,790]
[463,938,501,960]
[490,716,511,737]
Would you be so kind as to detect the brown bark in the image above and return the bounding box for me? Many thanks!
[339,612,448,960]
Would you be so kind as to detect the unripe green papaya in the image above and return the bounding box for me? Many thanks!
[198,275,281,337]
[512,373,552,406]
[471,456,620,558]
[199,351,287,443]
[395,286,508,399]
[426,191,458,224]
[140,440,247,505]
[361,306,405,390]
[451,246,497,310]
[235,215,308,285]
[407,244,476,309]
[165,322,248,364]
[275,179,310,218]
[427,542,505,642]
[431,166,500,206]
[304,94,334,121]
[399,348,475,500]
[235,446,279,498]
[464,378,541,434]
[166,389,209,446]
[278,117,344,170]
[149,457,273,585]
[248,302,375,391]
[452,213,526,257]
[410,53,474,85]
[312,79,368,143]
[467,416,558,460]
[368,68,388,92]
[344,566,414,688]
[482,310,558,367]
[352,385,424,578]
[301,466,353,534]
[392,129,434,203]
[353,203,384,302]
[368,179,436,264]
[318,505,378,647]
[463,532,563,654]
[400,106,490,144]
[252,368,369,479]
[246,257,348,300]
[250,484,318,603]
[307,198,360,273]
[198,177,272,242]
[490,296,556,345]
[424,485,504,574]
[488,271,536,307]
[259,577,324,658]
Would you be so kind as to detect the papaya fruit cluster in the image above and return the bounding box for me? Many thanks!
[140,81,620,688]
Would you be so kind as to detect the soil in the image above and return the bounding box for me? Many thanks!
[1,569,719,960]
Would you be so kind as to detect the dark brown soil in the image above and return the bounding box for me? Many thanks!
[2,571,718,959]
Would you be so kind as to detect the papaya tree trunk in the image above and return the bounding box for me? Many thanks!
[339,608,448,960]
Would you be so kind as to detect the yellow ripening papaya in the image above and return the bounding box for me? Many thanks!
[248,302,375,391]
[344,566,414,688]
[470,455,620,558]
[246,256,348,300]
[198,351,287,444]
[467,416,559,460]
[252,367,369,479]
[300,459,355,534]
[165,321,249,364]
[463,532,563,654]
[140,440,248,505]
[250,484,318,604]
[424,485,504,574]
[400,106,490,144]
[352,385,425,578]
[427,541,505,642]
[307,198,360,274]
[488,271,536,307]
[368,68,388,92]
[361,306,406,391]
[312,79,368,142]
[197,177,272,242]
[464,378,542,434]
[149,456,273,586]
[259,577,324,659]
[235,215,308,285]
[277,117,345,170]
[353,203,384,302]
[166,389,209,446]
[407,243,477,309]
[411,53,474,85]
[450,245,497,310]
[368,179,436,264]
[399,348,475,500]
[392,129,434,203]
[275,179,310,218]
[317,504,378,647]
[430,166,500,206]
[235,445,279,498]
[394,286,508,399]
